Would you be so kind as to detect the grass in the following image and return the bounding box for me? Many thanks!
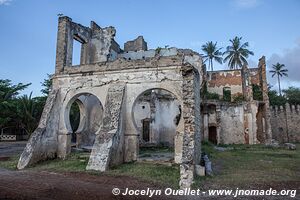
[194,142,300,189]
[0,143,299,189]
[0,155,19,170]
[108,163,180,187]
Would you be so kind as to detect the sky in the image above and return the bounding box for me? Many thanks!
[0,0,300,96]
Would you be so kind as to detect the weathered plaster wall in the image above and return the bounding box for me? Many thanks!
[133,98,180,146]
[207,70,243,99]
[249,68,260,85]
[271,104,300,143]
[219,104,245,144]
[202,101,259,145]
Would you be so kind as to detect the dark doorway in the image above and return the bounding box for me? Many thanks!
[142,118,150,142]
[208,126,217,144]
[69,101,80,143]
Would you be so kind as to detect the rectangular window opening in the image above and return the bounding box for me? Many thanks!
[72,39,82,66]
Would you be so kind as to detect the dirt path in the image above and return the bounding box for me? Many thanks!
[1,168,298,200]
[0,168,178,200]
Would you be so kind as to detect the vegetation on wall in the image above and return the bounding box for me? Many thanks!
[252,84,263,101]
[201,82,220,100]
[232,94,245,103]
[223,88,231,102]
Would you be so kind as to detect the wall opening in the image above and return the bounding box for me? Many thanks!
[66,93,103,148]
[132,88,182,163]
[256,104,264,143]
[72,38,82,66]
[69,101,80,143]
[142,118,150,142]
[223,87,231,102]
[208,126,217,144]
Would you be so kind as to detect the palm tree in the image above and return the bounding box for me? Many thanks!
[223,36,254,69]
[19,92,38,134]
[201,41,223,71]
[269,63,288,96]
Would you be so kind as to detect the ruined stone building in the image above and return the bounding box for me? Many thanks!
[201,58,272,145]
[18,16,202,188]
[17,16,279,187]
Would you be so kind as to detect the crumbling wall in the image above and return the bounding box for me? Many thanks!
[219,104,245,144]
[179,64,201,188]
[19,16,205,189]
[258,56,272,143]
[17,89,61,169]
[55,16,118,73]
[207,70,243,100]
[124,36,147,52]
[271,104,300,143]
[249,68,260,85]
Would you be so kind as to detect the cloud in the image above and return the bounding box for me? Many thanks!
[267,39,300,89]
[232,0,261,9]
[0,0,12,5]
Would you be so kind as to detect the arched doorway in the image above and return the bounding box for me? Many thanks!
[132,88,182,162]
[66,93,104,148]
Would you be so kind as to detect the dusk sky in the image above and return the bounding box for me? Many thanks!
[0,0,300,96]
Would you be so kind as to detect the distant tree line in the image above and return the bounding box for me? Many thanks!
[269,86,300,106]
[0,75,51,136]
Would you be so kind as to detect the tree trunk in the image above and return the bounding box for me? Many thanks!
[278,75,282,96]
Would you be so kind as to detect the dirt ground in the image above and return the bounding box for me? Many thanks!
[0,168,179,200]
[0,168,298,200]
[0,142,298,200]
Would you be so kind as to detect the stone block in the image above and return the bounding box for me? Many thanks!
[195,165,205,176]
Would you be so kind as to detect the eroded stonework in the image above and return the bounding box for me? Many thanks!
[18,16,279,188]
[18,16,203,188]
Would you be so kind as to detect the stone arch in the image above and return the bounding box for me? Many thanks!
[132,88,183,130]
[64,92,104,147]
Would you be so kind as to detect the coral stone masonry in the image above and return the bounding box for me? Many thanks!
[18,16,288,188]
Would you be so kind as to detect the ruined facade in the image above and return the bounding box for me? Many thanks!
[18,16,203,188]
[17,16,281,188]
[202,57,272,145]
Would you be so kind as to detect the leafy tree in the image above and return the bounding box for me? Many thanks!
[18,92,38,134]
[41,74,52,96]
[0,79,31,129]
[269,63,288,96]
[223,36,254,69]
[268,89,286,106]
[201,41,223,71]
[283,87,300,105]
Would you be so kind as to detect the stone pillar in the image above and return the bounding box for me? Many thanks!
[259,56,272,144]
[179,65,201,188]
[241,65,253,101]
[55,16,73,73]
